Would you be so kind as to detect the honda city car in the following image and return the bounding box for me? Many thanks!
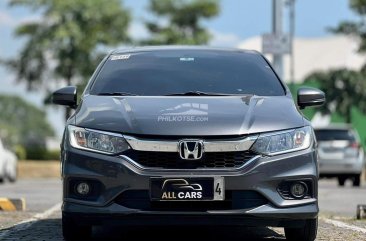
[315,125,364,186]
[53,46,325,241]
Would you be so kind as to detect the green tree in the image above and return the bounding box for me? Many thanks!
[4,0,131,120]
[0,94,54,153]
[330,0,366,52]
[143,0,219,45]
[303,0,366,124]
[304,69,366,123]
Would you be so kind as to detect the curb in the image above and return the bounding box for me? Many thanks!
[0,198,26,211]
[321,217,366,234]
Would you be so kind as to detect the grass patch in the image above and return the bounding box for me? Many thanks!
[18,160,60,179]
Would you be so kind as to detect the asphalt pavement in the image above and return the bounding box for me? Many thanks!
[0,179,62,212]
[319,179,366,217]
[0,178,365,240]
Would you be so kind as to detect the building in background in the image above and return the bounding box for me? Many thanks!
[238,35,366,83]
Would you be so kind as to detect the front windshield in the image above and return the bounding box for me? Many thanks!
[90,49,285,96]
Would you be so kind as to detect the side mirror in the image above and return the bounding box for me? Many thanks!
[297,87,325,109]
[52,86,77,108]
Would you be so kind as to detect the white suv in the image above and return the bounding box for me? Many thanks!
[0,137,17,183]
[315,125,365,186]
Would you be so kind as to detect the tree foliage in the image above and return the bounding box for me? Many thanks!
[0,95,54,149]
[304,0,366,123]
[143,0,219,45]
[4,0,131,119]
[304,69,366,123]
[330,0,366,52]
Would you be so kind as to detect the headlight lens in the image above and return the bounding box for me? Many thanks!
[68,125,130,154]
[251,126,312,156]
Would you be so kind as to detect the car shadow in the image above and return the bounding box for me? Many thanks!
[0,219,286,241]
[93,225,286,241]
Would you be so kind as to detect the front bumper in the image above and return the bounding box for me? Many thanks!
[62,205,315,228]
[62,146,319,227]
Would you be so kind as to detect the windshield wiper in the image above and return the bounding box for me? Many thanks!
[165,91,231,96]
[98,92,138,96]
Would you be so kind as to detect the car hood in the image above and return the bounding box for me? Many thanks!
[74,95,304,136]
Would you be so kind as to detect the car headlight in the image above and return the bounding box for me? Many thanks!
[68,125,130,154]
[251,126,312,156]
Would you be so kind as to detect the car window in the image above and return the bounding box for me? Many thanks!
[315,129,356,141]
[90,50,285,96]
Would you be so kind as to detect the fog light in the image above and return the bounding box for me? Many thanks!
[290,182,307,199]
[76,182,90,195]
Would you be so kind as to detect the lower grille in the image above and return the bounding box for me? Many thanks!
[115,190,268,211]
[123,151,257,169]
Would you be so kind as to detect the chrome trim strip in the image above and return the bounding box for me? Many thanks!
[124,136,178,152]
[120,154,261,172]
[123,135,258,153]
[203,136,258,152]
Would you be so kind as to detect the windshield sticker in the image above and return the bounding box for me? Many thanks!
[180,57,195,62]
[111,54,131,61]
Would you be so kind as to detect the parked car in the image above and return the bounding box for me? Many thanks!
[0,137,17,183]
[315,125,365,186]
[53,46,325,241]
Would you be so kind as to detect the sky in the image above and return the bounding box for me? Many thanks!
[0,0,359,138]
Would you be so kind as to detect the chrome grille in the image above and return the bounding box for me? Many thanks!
[123,150,257,169]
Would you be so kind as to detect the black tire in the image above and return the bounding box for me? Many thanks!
[6,168,17,183]
[285,218,318,241]
[338,176,346,186]
[62,214,92,241]
[353,174,361,187]
[7,175,16,183]
[0,177,4,183]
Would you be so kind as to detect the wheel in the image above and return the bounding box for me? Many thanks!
[285,218,318,241]
[8,167,17,183]
[62,214,92,241]
[353,174,361,187]
[338,176,346,186]
[7,173,16,183]
[6,165,17,183]
[0,168,5,183]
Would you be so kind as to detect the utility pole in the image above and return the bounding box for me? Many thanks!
[262,0,290,81]
[272,0,284,79]
[289,0,295,88]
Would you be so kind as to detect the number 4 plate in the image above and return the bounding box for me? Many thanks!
[150,177,225,201]
[214,177,225,201]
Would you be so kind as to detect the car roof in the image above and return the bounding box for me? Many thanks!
[314,124,353,131]
[111,45,260,55]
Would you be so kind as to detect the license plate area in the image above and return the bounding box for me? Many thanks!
[150,177,225,201]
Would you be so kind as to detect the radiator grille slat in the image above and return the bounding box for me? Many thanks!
[123,151,257,169]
